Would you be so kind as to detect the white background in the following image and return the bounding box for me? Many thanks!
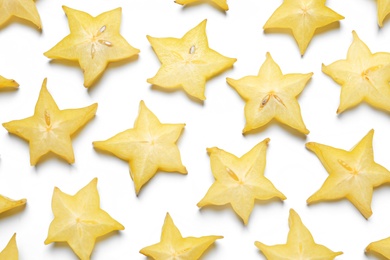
[0,0,389,259]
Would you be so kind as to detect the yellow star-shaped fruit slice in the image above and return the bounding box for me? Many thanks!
[264,0,344,55]
[0,0,41,29]
[306,129,390,219]
[2,78,97,165]
[147,20,236,101]
[0,76,18,89]
[93,101,187,194]
[0,195,26,214]
[378,0,390,27]
[197,138,286,225]
[366,236,390,259]
[45,178,124,260]
[174,0,229,11]
[255,209,342,259]
[44,6,139,88]
[0,234,18,260]
[322,31,390,114]
[140,213,222,259]
[227,52,312,135]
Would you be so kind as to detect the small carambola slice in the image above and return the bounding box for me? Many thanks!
[0,76,18,89]
[227,52,312,135]
[44,6,139,88]
[45,178,124,260]
[255,209,342,259]
[377,0,390,27]
[175,0,229,11]
[140,213,222,260]
[197,138,286,225]
[147,19,236,101]
[0,234,18,260]
[0,195,26,214]
[93,101,187,195]
[322,31,390,114]
[2,78,97,165]
[264,0,344,55]
[306,129,390,219]
[366,236,390,259]
[0,0,41,29]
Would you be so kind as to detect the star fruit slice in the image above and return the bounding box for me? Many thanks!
[2,78,97,165]
[175,0,229,11]
[93,101,187,194]
[227,52,312,135]
[44,6,140,88]
[0,195,26,214]
[255,209,342,259]
[378,0,390,27]
[322,31,390,114]
[147,19,236,101]
[0,234,18,260]
[140,213,223,259]
[306,129,390,219]
[45,178,124,260]
[197,138,286,225]
[0,0,41,29]
[0,76,18,89]
[366,236,390,259]
[264,0,344,55]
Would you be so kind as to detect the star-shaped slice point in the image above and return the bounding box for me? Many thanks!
[377,0,390,27]
[197,138,286,225]
[0,234,18,260]
[366,236,390,259]
[0,194,26,214]
[264,0,344,55]
[306,129,390,219]
[140,213,223,260]
[255,209,342,259]
[0,0,41,29]
[2,78,97,165]
[0,76,18,89]
[227,52,312,135]
[147,19,236,101]
[45,178,124,260]
[93,101,187,195]
[174,0,229,11]
[322,31,390,114]
[44,6,140,88]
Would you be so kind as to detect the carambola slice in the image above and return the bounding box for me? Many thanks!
[93,101,187,194]
[140,213,222,260]
[3,78,97,165]
[377,0,390,27]
[44,6,139,87]
[0,76,18,89]
[45,178,124,260]
[306,130,390,219]
[147,20,236,101]
[0,234,18,260]
[366,236,390,259]
[322,31,390,114]
[198,138,286,225]
[175,0,229,11]
[227,52,311,135]
[264,0,344,55]
[0,0,41,29]
[255,209,342,259]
